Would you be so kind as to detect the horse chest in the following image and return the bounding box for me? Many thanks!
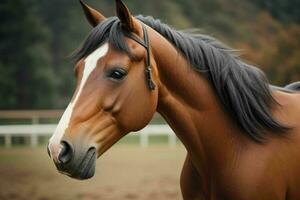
[185,149,291,200]
[188,167,287,200]
[212,151,289,200]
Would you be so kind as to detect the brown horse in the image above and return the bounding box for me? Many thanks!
[47,0,300,199]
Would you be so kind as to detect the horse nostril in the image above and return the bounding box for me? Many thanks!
[58,141,74,164]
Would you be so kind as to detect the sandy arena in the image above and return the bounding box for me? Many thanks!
[0,145,186,200]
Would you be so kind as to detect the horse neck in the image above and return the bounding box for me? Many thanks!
[149,27,247,173]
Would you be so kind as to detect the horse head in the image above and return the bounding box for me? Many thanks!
[47,0,159,179]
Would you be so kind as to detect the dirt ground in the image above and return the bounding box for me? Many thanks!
[0,145,186,200]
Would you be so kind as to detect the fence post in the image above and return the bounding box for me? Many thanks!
[30,117,39,147]
[5,135,11,148]
[140,131,149,148]
[30,132,38,147]
[168,134,177,147]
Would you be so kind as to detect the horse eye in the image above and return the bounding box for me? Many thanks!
[107,68,127,80]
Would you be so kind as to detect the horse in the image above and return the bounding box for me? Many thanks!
[47,0,300,199]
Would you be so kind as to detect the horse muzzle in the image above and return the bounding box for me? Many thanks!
[47,140,97,180]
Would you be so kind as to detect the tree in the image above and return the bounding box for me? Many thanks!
[0,0,54,109]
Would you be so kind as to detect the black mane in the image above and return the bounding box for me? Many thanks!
[72,15,289,142]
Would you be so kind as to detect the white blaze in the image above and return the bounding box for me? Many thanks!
[48,43,109,159]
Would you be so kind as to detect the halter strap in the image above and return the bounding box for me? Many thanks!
[125,24,156,90]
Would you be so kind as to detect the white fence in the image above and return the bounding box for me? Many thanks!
[0,124,177,148]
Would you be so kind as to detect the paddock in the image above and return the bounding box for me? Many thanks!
[0,145,185,200]
[0,110,184,200]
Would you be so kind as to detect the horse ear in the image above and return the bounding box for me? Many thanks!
[115,0,137,32]
[79,0,106,27]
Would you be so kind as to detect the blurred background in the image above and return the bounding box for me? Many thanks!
[0,0,299,199]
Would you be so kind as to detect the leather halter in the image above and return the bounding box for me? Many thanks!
[125,24,156,90]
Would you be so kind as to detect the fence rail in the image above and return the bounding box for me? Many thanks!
[0,110,63,119]
[0,110,177,148]
[0,124,176,148]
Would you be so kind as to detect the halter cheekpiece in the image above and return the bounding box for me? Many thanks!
[125,23,156,91]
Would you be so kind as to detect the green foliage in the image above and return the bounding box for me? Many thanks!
[0,0,299,109]
[254,0,300,24]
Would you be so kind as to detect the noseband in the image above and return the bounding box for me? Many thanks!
[125,23,156,91]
